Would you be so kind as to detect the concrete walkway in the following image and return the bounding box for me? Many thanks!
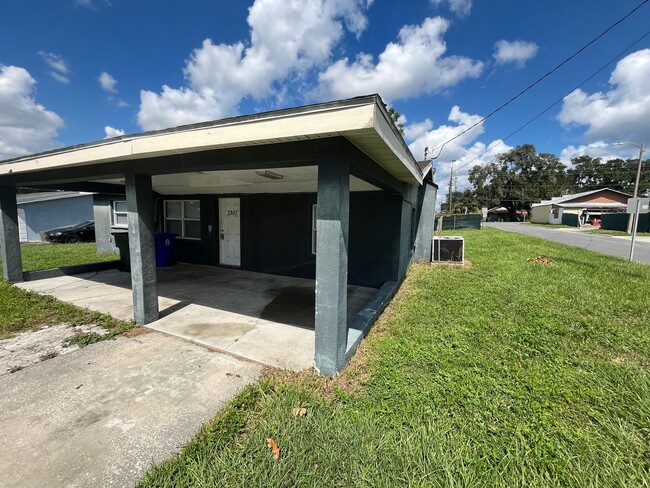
[17,264,377,370]
[0,331,261,488]
[486,222,650,264]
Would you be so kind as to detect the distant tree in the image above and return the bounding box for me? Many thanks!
[387,107,405,136]
[468,144,568,218]
[568,155,650,195]
[440,189,480,214]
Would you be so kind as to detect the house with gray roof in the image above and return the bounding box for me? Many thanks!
[0,95,437,376]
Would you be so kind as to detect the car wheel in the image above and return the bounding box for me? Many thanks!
[65,234,81,244]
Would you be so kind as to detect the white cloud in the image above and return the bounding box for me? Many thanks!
[407,105,486,162]
[558,49,650,145]
[117,100,129,107]
[403,118,433,141]
[0,65,64,160]
[430,0,472,17]
[493,40,538,67]
[404,105,511,203]
[38,51,70,84]
[138,0,373,131]
[104,126,125,139]
[559,141,640,166]
[315,17,483,102]
[98,71,117,93]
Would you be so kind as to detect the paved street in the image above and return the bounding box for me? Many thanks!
[485,222,650,264]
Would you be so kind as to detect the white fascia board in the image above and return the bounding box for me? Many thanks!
[371,105,422,185]
[0,104,376,176]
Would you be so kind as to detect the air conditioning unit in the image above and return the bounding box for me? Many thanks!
[432,236,464,264]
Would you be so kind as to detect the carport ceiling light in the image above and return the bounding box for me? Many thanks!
[256,170,283,180]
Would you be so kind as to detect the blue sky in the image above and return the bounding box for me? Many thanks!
[1,0,649,197]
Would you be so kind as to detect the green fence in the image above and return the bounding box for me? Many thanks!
[602,212,650,232]
[440,214,482,230]
[561,213,580,227]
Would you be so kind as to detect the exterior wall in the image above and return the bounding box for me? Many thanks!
[569,190,628,205]
[93,194,124,253]
[548,206,563,224]
[530,205,550,224]
[158,190,406,288]
[20,195,94,242]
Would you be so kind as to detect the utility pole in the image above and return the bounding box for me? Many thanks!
[614,142,645,234]
[447,160,456,214]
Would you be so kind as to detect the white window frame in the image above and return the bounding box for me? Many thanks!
[112,200,128,228]
[311,204,317,255]
[164,200,201,240]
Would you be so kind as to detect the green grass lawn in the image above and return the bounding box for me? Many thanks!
[18,242,118,271]
[139,228,650,487]
[0,243,125,339]
[585,228,650,237]
[524,222,573,229]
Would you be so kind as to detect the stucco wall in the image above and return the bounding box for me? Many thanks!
[20,195,94,242]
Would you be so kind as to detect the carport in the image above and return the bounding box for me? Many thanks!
[0,95,437,375]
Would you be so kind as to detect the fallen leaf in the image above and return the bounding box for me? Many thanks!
[292,401,308,416]
[266,437,280,460]
[527,255,552,264]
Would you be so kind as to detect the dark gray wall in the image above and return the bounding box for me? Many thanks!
[159,191,407,288]
[21,195,94,242]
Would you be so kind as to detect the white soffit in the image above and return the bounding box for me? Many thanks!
[94,167,380,195]
[1,97,421,185]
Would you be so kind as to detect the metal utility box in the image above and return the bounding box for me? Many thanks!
[432,236,464,264]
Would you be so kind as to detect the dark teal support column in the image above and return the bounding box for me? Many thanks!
[414,183,437,263]
[314,160,350,376]
[0,185,23,283]
[125,173,158,324]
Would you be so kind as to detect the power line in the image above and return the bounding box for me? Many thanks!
[436,28,650,183]
[449,150,650,182]
[430,0,649,157]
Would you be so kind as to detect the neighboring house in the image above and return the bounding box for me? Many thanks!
[0,95,438,376]
[16,192,94,242]
[487,206,510,222]
[530,188,629,226]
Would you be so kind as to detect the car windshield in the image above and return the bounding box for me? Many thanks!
[72,221,93,229]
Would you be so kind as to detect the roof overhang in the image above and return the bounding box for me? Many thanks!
[0,95,422,186]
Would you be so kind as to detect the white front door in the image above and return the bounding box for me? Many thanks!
[219,197,241,267]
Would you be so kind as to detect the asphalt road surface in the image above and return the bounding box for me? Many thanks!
[485,222,650,264]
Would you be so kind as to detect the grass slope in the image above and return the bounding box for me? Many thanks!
[139,228,650,487]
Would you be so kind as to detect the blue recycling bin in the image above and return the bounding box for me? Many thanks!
[154,232,177,267]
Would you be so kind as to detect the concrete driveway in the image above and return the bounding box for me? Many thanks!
[18,264,376,371]
[486,222,650,264]
[0,331,262,488]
